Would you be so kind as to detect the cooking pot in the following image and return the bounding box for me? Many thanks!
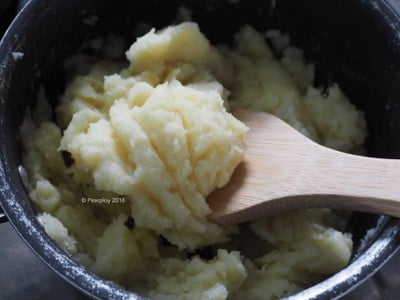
[1,0,400,299]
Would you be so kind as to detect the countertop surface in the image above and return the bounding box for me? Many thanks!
[0,222,88,300]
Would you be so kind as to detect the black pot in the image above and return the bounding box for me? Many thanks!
[1,0,400,299]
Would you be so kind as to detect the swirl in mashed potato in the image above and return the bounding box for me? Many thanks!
[21,22,366,299]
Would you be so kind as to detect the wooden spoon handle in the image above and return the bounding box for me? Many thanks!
[302,147,400,216]
[208,109,400,224]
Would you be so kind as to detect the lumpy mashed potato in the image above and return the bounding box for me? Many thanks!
[21,22,366,299]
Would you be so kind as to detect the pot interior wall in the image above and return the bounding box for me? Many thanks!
[1,0,400,298]
[5,0,400,157]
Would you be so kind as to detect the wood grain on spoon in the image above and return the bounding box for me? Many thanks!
[208,108,400,225]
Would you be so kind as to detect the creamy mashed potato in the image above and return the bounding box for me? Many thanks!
[21,21,366,299]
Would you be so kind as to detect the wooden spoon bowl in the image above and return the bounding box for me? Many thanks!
[208,109,400,225]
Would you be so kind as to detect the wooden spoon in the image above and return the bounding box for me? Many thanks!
[208,108,400,225]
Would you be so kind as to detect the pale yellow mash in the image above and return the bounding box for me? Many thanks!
[21,21,366,299]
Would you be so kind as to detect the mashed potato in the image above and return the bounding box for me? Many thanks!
[21,21,366,299]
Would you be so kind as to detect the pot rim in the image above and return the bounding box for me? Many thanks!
[1,0,400,299]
